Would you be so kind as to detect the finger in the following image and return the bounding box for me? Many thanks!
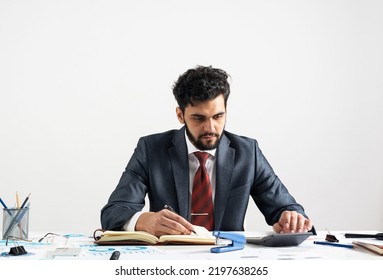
[159,210,193,234]
[273,222,283,233]
[293,214,306,233]
[288,211,298,233]
[162,209,193,229]
[289,214,312,233]
[303,219,313,232]
[280,211,292,232]
[162,218,190,234]
[283,211,292,224]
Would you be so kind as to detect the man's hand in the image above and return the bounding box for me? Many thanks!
[135,209,195,237]
[272,210,313,233]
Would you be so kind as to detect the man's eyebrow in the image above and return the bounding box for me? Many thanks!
[214,112,225,116]
[190,113,206,118]
[212,112,226,118]
[190,112,225,117]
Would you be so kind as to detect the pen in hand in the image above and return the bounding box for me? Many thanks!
[109,250,120,260]
[164,204,197,235]
[164,204,176,213]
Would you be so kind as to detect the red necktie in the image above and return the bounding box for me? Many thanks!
[191,151,214,230]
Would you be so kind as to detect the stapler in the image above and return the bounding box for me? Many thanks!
[210,231,246,253]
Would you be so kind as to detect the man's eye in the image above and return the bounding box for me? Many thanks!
[214,114,224,120]
[192,116,204,121]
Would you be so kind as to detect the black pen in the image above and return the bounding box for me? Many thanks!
[164,204,197,235]
[344,233,383,240]
[109,250,120,260]
[164,204,176,213]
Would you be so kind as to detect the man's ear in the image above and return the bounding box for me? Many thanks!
[176,107,184,124]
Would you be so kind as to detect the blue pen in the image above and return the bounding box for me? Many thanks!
[314,241,353,249]
[0,197,9,210]
[0,197,15,217]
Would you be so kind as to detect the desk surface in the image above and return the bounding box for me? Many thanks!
[1,230,382,260]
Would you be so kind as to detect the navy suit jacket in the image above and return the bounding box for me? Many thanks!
[101,127,307,231]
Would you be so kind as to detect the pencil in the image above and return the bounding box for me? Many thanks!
[16,191,20,208]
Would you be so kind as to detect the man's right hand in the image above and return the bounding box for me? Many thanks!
[135,209,195,237]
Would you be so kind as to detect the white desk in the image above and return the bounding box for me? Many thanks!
[1,231,382,280]
[1,230,382,260]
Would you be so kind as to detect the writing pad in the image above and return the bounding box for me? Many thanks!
[246,232,312,247]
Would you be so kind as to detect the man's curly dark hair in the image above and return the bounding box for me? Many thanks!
[172,65,231,112]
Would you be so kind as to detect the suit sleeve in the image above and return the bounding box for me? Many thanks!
[100,138,149,230]
[250,140,307,225]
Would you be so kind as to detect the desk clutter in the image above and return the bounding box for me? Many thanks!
[0,193,381,259]
[2,193,381,259]
[0,230,382,260]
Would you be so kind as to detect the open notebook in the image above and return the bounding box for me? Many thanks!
[93,225,216,245]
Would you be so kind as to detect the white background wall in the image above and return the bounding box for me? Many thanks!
[1,0,382,235]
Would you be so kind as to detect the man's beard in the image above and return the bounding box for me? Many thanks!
[185,123,223,150]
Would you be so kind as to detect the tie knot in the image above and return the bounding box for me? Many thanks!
[194,151,209,164]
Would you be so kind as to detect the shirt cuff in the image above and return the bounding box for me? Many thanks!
[122,211,143,231]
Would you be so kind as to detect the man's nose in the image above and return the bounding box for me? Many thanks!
[203,118,215,132]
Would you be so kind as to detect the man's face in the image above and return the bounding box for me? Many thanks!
[176,94,226,150]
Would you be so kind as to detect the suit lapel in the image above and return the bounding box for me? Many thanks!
[169,127,190,219]
[214,134,234,229]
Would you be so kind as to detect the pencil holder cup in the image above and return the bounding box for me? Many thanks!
[2,207,29,240]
